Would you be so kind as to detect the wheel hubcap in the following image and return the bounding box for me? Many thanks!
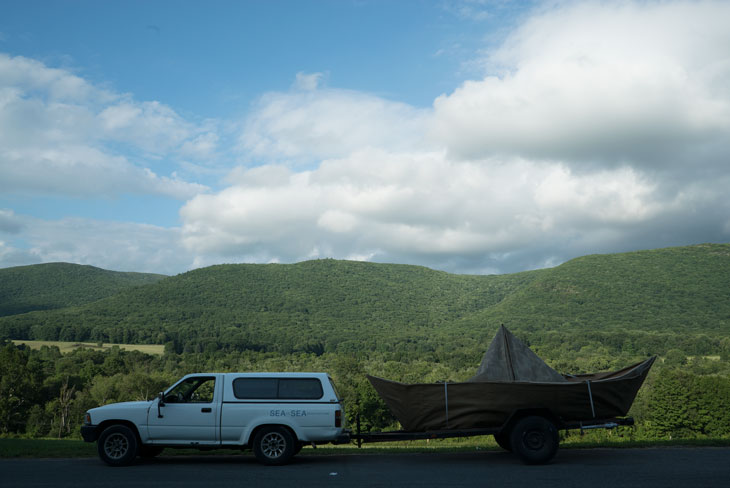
[261,432,286,458]
[524,430,546,450]
[104,433,129,460]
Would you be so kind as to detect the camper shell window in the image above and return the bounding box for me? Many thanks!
[233,378,323,400]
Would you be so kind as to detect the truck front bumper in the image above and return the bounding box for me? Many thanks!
[80,425,98,443]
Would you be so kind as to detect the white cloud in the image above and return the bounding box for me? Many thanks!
[0,212,192,274]
[179,0,730,275]
[179,131,220,161]
[181,147,707,273]
[239,83,431,164]
[0,53,106,103]
[0,53,213,199]
[97,100,195,155]
[293,72,324,91]
[0,142,206,199]
[4,1,730,276]
[533,166,659,224]
[432,0,730,168]
[317,209,358,234]
[0,209,23,234]
[443,0,502,22]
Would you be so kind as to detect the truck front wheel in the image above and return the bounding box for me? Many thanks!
[97,425,138,466]
[253,426,296,466]
[509,416,559,465]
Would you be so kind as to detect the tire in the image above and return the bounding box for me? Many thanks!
[494,431,512,451]
[252,426,296,466]
[293,442,304,455]
[509,416,559,465]
[97,424,138,467]
[138,446,164,458]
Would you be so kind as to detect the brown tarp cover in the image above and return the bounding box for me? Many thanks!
[469,325,566,383]
[368,326,655,431]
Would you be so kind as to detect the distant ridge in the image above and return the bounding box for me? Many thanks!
[462,243,730,334]
[0,244,728,357]
[0,262,166,317]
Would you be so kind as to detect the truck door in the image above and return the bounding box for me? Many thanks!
[147,376,219,445]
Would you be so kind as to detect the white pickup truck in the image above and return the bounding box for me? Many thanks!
[81,372,348,466]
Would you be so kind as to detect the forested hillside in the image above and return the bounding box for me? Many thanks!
[475,244,730,333]
[0,263,166,317]
[1,245,729,364]
[0,259,536,353]
[2,244,730,440]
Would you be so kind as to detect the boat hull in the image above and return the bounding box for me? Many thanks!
[368,357,655,432]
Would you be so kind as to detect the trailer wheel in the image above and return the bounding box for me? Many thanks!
[253,426,296,465]
[494,432,512,451]
[509,416,558,465]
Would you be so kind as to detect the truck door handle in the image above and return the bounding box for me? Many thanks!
[201,408,212,413]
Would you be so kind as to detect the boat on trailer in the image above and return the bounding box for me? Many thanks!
[359,326,655,464]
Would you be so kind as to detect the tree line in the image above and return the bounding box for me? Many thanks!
[2,340,730,441]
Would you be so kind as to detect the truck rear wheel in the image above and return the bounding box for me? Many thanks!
[97,424,138,466]
[253,426,296,466]
[509,416,558,465]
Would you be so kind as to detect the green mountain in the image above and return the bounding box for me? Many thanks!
[1,245,728,359]
[0,263,166,317]
[476,244,730,334]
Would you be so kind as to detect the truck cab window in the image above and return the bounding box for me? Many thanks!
[165,377,215,403]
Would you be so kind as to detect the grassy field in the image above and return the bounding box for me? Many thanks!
[11,339,164,355]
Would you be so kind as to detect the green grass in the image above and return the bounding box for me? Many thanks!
[3,436,729,459]
[11,340,164,355]
[0,438,97,458]
[559,438,730,449]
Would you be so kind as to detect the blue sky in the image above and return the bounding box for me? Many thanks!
[4,1,528,115]
[1,0,729,275]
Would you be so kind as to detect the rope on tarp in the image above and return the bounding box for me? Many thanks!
[586,380,596,418]
[502,325,516,382]
[444,382,450,429]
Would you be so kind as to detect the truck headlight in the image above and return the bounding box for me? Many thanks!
[84,413,91,425]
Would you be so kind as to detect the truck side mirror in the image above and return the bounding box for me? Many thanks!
[157,392,165,418]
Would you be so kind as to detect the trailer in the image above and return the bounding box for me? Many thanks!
[352,412,636,464]
[353,326,654,465]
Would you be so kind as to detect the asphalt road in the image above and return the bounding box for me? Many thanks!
[2,448,727,488]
